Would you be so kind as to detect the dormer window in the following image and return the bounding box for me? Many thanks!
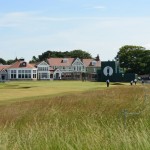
[22,62,26,67]
[92,61,96,66]
[62,58,68,63]
[20,62,27,67]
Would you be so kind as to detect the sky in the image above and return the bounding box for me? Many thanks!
[0,0,150,62]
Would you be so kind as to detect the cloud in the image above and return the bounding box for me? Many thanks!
[0,12,34,27]
[92,6,106,9]
[0,11,98,28]
[1,11,150,61]
[144,43,150,49]
[84,4,106,10]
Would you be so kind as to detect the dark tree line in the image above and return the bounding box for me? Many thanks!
[0,58,18,65]
[30,49,92,63]
[0,50,92,65]
[116,45,150,75]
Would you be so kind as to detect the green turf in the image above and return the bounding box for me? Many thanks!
[0,81,107,104]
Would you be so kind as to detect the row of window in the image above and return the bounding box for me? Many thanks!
[38,73,49,79]
[18,70,31,73]
[11,73,37,79]
[38,67,49,71]
[53,66,85,71]
[11,70,37,73]
[38,67,96,72]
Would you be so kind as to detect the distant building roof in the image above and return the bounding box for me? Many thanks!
[0,65,11,71]
[82,59,101,67]
[8,60,36,69]
[47,58,75,66]
[47,57,101,67]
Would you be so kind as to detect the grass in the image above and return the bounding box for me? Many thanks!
[0,81,150,150]
[0,81,105,103]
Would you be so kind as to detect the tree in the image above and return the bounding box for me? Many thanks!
[0,58,18,65]
[29,56,39,63]
[116,45,150,75]
[6,59,17,65]
[0,58,6,65]
[31,49,92,62]
[69,49,92,59]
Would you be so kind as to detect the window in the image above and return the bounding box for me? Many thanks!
[18,70,32,79]
[42,73,48,78]
[11,70,16,79]
[33,74,36,78]
[22,74,24,78]
[18,74,21,78]
[11,74,16,79]
[50,74,53,78]
[33,70,36,73]
[25,70,31,73]
[63,58,68,63]
[38,67,47,71]
[92,61,96,66]
[79,66,81,71]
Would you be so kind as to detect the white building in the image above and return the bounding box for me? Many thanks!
[0,57,101,81]
[7,59,37,80]
[36,61,50,80]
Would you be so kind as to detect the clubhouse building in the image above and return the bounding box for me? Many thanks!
[0,56,101,81]
[0,56,136,82]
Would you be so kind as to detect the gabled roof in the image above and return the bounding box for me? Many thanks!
[47,57,101,67]
[8,60,35,69]
[54,68,62,73]
[72,57,84,66]
[47,58,75,66]
[82,59,101,67]
[31,61,49,67]
[37,61,49,66]
[0,65,11,71]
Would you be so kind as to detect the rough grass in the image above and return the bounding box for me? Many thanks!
[0,82,150,150]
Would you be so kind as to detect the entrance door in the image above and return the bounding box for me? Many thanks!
[50,74,53,78]
[56,73,59,79]
[2,75,5,80]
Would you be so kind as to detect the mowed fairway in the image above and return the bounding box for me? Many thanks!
[0,81,104,103]
[0,81,150,150]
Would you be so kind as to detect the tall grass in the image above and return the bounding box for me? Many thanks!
[0,84,150,150]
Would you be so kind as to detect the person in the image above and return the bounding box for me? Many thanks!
[130,80,133,85]
[134,79,137,85]
[106,79,110,87]
[142,79,144,84]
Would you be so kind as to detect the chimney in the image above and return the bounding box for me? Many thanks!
[19,58,25,61]
[95,54,100,61]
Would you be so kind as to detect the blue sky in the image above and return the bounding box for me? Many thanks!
[0,0,150,61]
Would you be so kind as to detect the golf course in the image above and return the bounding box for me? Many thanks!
[0,81,150,150]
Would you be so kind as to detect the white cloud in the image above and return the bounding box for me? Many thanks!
[0,12,35,27]
[93,6,106,9]
[84,4,106,10]
[1,12,150,61]
[144,43,150,49]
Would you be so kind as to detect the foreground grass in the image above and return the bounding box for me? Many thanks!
[0,82,150,150]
